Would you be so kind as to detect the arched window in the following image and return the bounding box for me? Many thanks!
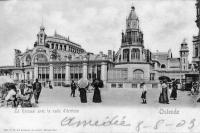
[123,49,129,62]
[119,55,121,62]
[16,58,20,67]
[51,43,54,49]
[195,47,198,57]
[161,64,166,68]
[26,55,31,66]
[133,69,144,80]
[34,54,48,63]
[27,71,30,80]
[131,48,140,60]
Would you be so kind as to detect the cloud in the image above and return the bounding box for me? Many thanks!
[0,0,197,65]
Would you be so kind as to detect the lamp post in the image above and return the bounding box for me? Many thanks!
[86,53,91,79]
[22,63,25,83]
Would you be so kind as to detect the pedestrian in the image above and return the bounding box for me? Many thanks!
[140,82,147,104]
[170,81,177,100]
[161,80,169,104]
[78,78,88,103]
[48,81,53,89]
[159,80,164,103]
[70,80,76,97]
[92,79,103,103]
[32,79,42,104]
[19,80,25,95]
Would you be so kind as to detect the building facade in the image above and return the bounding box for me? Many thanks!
[0,5,193,89]
[107,6,191,89]
[0,25,113,86]
[193,0,200,66]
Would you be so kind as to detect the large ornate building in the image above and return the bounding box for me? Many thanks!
[0,5,192,89]
[106,6,191,89]
[193,0,200,66]
[0,25,113,86]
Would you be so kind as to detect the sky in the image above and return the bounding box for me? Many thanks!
[0,0,198,66]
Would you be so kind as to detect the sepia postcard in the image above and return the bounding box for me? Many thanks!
[0,0,200,132]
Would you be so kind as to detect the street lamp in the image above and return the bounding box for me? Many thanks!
[86,52,93,81]
[22,63,25,83]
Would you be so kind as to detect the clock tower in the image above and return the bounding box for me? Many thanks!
[37,24,47,46]
[121,6,144,47]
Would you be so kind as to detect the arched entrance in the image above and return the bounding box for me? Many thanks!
[33,53,49,87]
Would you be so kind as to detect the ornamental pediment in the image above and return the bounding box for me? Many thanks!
[36,48,46,53]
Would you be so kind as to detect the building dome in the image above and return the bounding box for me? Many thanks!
[40,24,45,31]
[127,6,138,20]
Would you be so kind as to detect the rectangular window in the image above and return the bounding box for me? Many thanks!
[118,83,123,88]
[132,84,137,88]
[111,83,116,88]
[150,73,155,80]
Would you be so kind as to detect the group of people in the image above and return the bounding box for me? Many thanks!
[140,80,178,104]
[70,78,103,103]
[0,79,43,107]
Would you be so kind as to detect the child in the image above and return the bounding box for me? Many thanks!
[140,82,147,104]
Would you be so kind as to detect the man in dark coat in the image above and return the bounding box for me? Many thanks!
[71,80,76,97]
[170,81,177,100]
[33,79,42,104]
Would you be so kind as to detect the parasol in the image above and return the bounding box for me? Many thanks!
[159,76,171,82]
[78,78,89,88]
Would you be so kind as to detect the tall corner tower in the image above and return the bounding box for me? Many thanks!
[37,24,47,46]
[196,0,200,35]
[180,39,189,71]
[120,6,145,63]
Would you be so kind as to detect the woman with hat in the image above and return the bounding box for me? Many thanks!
[140,82,147,104]
[161,80,169,104]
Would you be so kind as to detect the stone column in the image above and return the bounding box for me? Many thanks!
[65,63,70,84]
[129,49,131,62]
[101,62,107,83]
[34,64,38,81]
[83,62,87,79]
[49,63,53,81]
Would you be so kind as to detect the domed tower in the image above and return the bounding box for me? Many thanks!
[196,0,200,35]
[37,24,47,46]
[193,0,200,66]
[120,6,144,63]
[180,39,189,71]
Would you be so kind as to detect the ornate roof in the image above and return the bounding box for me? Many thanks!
[127,6,138,20]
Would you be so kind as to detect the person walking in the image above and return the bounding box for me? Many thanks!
[70,80,76,97]
[170,81,177,100]
[19,80,25,95]
[140,82,147,104]
[33,79,42,104]
[92,79,103,103]
[78,78,88,103]
[162,80,169,104]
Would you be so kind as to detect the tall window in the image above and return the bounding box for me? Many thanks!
[131,48,140,60]
[16,58,20,67]
[26,55,31,66]
[195,47,198,57]
[123,49,129,62]
[133,69,144,80]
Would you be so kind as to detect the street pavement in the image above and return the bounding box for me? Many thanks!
[35,86,200,108]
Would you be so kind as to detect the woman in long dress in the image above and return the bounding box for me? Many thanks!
[78,78,88,103]
[162,80,169,104]
[92,79,103,103]
[170,81,177,100]
[140,83,147,104]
